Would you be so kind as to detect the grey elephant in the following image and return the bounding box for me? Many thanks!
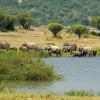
[63,43,77,53]
[21,42,38,51]
[19,46,29,51]
[71,51,83,57]
[79,46,97,57]
[44,45,62,56]
[0,42,10,51]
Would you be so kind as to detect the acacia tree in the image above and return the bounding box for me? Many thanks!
[71,24,89,39]
[48,23,63,37]
[17,12,33,29]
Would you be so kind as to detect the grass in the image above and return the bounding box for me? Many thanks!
[65,90,94,96]
[0,93,100,100]
[0,51,60,81]
[0,27,100,49]
[97,49,100,55]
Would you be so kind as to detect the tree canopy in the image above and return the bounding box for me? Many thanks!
[71,24,89,39]
[17,12,33,29]
[48,23,63,37]
[0,0,100,26]
[0,10,15,32]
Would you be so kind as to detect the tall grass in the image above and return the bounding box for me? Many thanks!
[0,51,59,81]
[97,49,100,55]
[65,90,94,96]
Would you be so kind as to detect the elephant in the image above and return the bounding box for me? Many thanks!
[63,43,77,53]
[0,42,10,51]
[44,45,62,56]
[44,45,51,51]
[19,46,29,51]
[21,42,37,51]
[20,42,44,52]
[79,46,97,57]
[71,51,83,57]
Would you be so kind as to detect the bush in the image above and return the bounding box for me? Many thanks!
[48,23,63,37]
[66,90,94,96]
[0,51,59,81]
[90,31,100,36]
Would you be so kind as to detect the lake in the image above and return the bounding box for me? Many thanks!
[4,57,100,94]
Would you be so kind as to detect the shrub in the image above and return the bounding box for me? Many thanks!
[66,90,94,96]
[48,23,63,37]
[90,31,100,36]
[0,51,59,81]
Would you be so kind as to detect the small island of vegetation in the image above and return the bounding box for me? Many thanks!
[0,51,60,81]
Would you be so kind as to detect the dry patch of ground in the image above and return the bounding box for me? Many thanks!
[0,27,100,49]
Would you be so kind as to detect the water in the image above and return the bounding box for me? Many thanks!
[4,57,100,94]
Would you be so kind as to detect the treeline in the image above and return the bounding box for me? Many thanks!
[0,0,100,25]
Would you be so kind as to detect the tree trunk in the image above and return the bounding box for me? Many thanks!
[54,33,57,37]
[78,34,81,39]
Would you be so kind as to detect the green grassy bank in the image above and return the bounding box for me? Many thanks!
[0,93,100,100]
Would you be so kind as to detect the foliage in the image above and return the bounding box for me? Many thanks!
[0,51,59,81]
[48,23,63,37]
[0,0,100,25]
[96,49,100,55]
[17,12,33,29]
[65,90,94,96]
[90,30,100,36]
[0,10,15,32]
[71,24,89,39]
[90,16,100,30]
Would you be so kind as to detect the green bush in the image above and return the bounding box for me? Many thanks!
[48,23,63,37]
[90,31,100,36]
[0,51,59,81]
[65,90,94,96]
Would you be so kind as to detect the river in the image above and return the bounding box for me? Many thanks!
[4,57,100,94]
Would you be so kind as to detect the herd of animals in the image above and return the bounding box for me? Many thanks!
[0,42,97,57]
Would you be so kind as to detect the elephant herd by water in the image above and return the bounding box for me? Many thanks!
[0,42,97,57]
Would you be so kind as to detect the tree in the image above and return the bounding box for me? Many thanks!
[90,16,100,30]
[48,23,63,37]
[71,24,89,39]
[0,10,15,32]
[17,12,33,29]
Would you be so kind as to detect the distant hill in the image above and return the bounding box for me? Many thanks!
[0,0,100,25]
